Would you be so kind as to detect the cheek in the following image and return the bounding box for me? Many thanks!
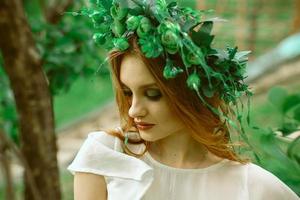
[152,102,183,128]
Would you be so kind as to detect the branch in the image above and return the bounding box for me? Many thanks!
[0,130,42,200]
[46,0,74,24]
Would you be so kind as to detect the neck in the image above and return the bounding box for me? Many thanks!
[148,130,222,169]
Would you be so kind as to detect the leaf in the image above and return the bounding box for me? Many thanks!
[293,106,300,122]
[282,94,300,113]
[163,59,183,79]
[100,0,114,11]
[201,17,227,23]
[267,87,288,110]
[234,50,251,62]
[287,136,300,161]
[227,46,238,60]
[191,21,214,48]
[167,1,177,8]
[128,7,144,15]
[182,19,198,32]
[279,122,299,136]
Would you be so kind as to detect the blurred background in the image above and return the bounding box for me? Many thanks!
[0,0,299,199]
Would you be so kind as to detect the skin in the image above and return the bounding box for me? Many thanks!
[73,53,222,199]
[74,172,107,200]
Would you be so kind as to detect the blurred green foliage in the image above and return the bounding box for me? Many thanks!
[247,86,300,195]
[0,0,299,197]
[54,74,113,128]
[0,56,19,144]
[27,1,109,95]
[0,0,111,140]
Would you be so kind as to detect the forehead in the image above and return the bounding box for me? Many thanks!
[120,53,156,87]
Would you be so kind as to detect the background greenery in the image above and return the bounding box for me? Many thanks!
[0,0,299,199]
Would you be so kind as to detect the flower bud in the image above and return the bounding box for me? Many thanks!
[137,17,152,37]
[187,72,201,90]
[158,21,180,35]
[163,59,183,79]
[97,23,110,33]
[113,37,129,51]
[91,11,104,23]
[186,50,204,65]
[110,4,128,20]
[93,33,106,45]
[138,35,163,58]
[112,20,126,37]
[126,15,142,31]
[161,30,179,54]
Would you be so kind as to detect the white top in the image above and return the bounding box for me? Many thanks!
[67,131,299,200]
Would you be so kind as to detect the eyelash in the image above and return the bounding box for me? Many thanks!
[122,89,162,101]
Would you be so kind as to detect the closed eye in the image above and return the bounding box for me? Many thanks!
[144,88,162,101]
[121,86,162,101]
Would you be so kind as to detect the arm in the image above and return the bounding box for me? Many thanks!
[74,172,107,200]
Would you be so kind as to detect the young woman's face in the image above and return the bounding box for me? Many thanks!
[120,53,186,141]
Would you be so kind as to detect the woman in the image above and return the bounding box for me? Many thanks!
[68,1,299,199]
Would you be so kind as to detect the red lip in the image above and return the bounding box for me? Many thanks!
[135,122,155,130]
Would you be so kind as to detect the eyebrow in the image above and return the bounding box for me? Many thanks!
[121,83,158,89]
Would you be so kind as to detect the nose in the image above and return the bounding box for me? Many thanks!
[128,95,147,118]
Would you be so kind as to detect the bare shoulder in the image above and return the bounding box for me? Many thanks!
[74,172,107,200]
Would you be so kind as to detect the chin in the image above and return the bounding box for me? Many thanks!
[139,132,157,142]
[139,131,168,142]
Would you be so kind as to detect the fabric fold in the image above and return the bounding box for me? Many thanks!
[67,131,154,200]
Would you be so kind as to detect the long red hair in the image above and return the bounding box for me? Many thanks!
[106,35,248,163]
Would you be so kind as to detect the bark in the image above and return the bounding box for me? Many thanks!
[235,0,247,50]
[0,133,15,200]
[248,0,261,59]
[196,0,206,10]
[0,0,61,200]
[0,129,42,200]
[46,0,73,24]
[292,0,300,34]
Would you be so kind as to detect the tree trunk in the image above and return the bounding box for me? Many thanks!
[235,0,247,50]
[0,0,61,200]
[197,0,206,10]
[292,0,300,34]
[248,0,261,59]
[0,134,15,200]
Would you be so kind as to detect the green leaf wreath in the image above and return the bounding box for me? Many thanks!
[71,0,253,130]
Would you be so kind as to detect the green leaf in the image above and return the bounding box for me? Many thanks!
[293,106,300,122]
[126,15,142,31]
[279,122,299,136]
[95,0,113,10]
[113,37,129,51]
[138,35,163,58]
[136,17,153,37]
[128,7,144,16]
[234,51,251,62]
[282,94,300,113]
[112,20,126,37]
[191,21,214,48]
[268,87,288,109]
[163,59,183,79]
[227,46,238,60]
[93,33,106,45]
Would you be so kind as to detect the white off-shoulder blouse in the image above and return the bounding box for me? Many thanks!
[67,131,299,200]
